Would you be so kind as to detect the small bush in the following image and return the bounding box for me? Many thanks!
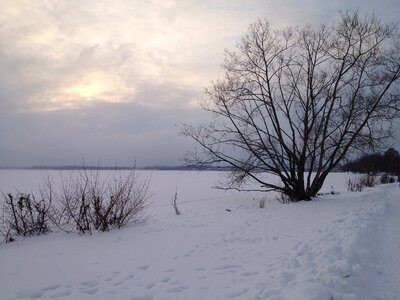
[1,192,52,243]
[51,168,150,234]
[277,192,291,204]
[1,167,151,242]
[380,174,396,184]
[363,174,376,187]
[347,174,376,192]
[347,178,364,192]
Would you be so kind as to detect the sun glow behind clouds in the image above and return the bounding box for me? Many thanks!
[66,81,107,99]
[2,0,270,112]
[35,73,134,111]
[64,72,131,100]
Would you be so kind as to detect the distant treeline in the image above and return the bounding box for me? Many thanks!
[29,165,136,171]
[342,148,400,174]
[10,165,233,171]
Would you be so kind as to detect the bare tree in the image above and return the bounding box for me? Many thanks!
[182,11,400,201]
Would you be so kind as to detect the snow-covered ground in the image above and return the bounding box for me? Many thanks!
[0,170,399,300]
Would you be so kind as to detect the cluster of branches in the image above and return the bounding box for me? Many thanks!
[1,192,51,242]
[182,11,400,201]
[1,168,150,242]
[342,147,400,174]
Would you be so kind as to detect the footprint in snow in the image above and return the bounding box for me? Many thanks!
[213,264,240,271]
[167,286,188,293]
[287,257,301,269]
[164,269,175,273]
[125,274,135,280]
[81,288,98,295]
[145,283,155,289]
[225,288,248,298]
[113,280,125,286]
[292,241,303,251]
[81,280,99,288]
[241,271,259,277]
[42,284,61,292]
[54,289,73,297]
[16,284,62,300]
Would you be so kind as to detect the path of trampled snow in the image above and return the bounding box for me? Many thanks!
[0,171,399,300]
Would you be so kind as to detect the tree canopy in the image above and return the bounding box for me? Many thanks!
[183,11,400,201]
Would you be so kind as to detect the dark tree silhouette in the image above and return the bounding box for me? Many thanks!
[343,148,400,174]
[383,148,400,173]
[183,12,400,201]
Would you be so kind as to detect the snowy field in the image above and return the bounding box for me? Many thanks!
[0,170,399,300]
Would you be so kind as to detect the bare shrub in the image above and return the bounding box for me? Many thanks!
[102,170,150,230]
[277,192,291,204]
[259,197,266,209]
[1,192,52,243]
[362,174,376,188]
[347,174,376,192]
[171,188,181,215]
[347,178,364,192]
[43,168,150,234]
[0,167,150,242]
[380,174,396,184]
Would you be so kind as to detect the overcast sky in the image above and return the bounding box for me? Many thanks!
[1,0,399,167]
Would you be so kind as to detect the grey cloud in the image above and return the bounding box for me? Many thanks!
[0,101,207,167]
[0,82,206,167]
